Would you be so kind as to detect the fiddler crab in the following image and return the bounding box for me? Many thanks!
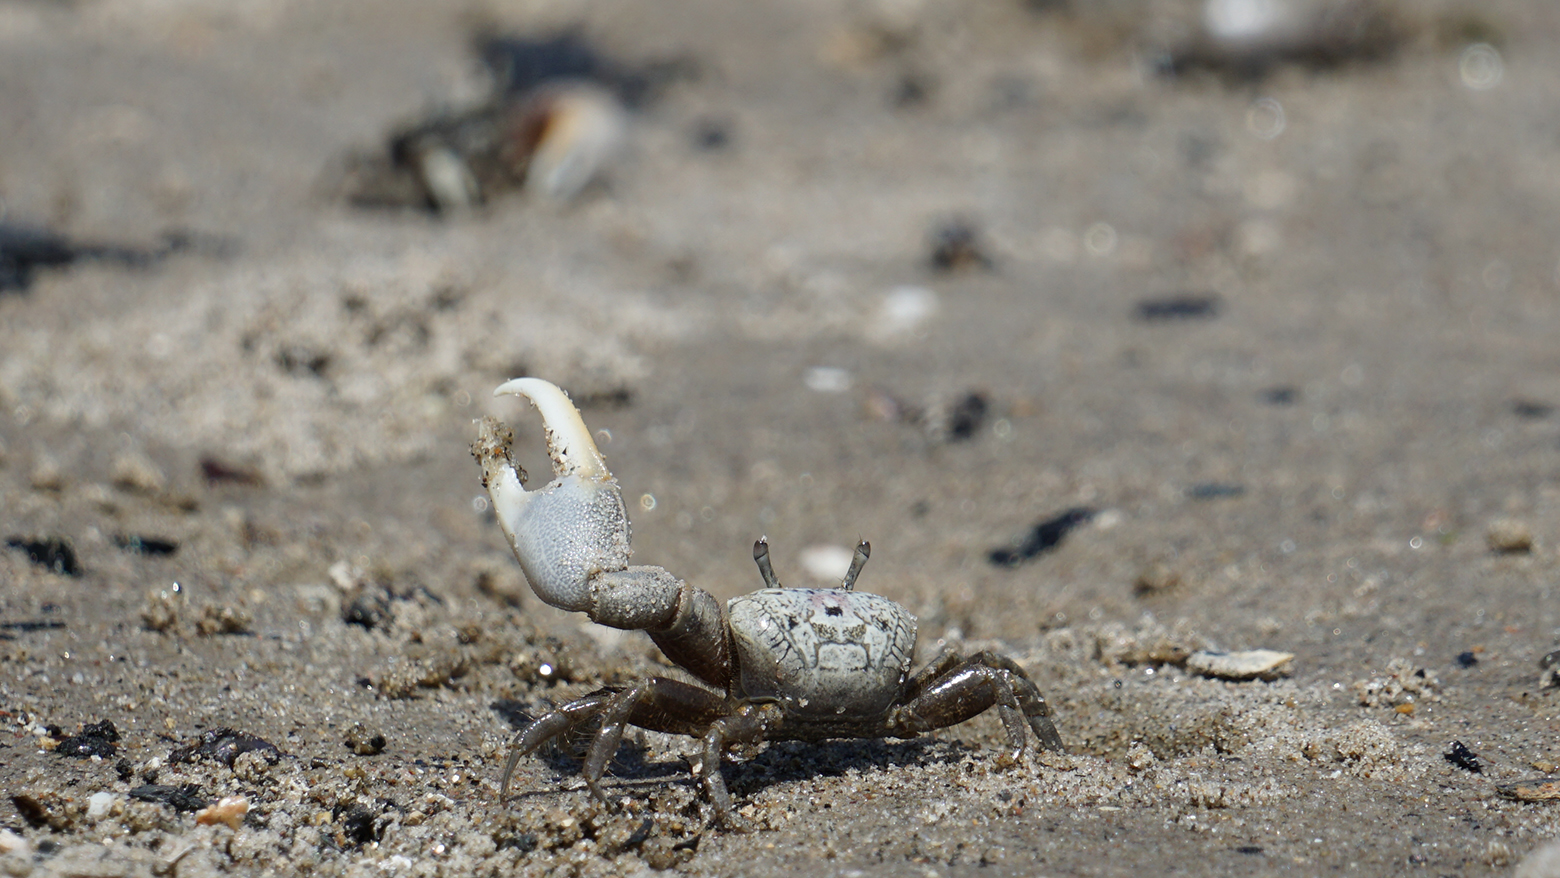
[472,378,1065,828]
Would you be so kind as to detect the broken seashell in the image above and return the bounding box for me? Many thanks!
[1186,648,1293,680]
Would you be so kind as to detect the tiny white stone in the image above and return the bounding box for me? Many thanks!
[868,285,940,343]
[805,367,852,393]
[87,791,116,820]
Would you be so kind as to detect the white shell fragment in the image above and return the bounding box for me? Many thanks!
[1186,649,1294,681]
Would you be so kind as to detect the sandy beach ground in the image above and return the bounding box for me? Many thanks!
[3,0,1560,874]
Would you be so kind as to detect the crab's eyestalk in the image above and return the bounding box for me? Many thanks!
[840,540,870,591]
[473,378,630,612]
[752,537,783,590]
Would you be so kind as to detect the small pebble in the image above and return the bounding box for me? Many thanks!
[1259,386,1299,405]
[345,723,387,756]
[170,728,281,767]
[29,457,64,491]
[1487,518,1534,554]
[195,796,249,830]
[1186,482,1245,500]
[199,456,264,486]
[52,720,120,758]
[927,220,992,272]
[1444,740,1482,774]
[988,508,1095,567]
[1134,562,1182,595]
[129,783,206,813]
[114,535,180,557]
[1185,649,1294,681]
[110,451,166,495]
[86,792,117,820]
[869,286,940,342]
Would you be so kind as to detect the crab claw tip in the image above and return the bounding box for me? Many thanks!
[494,378,610,481]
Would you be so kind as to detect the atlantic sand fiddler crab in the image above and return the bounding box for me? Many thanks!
[472,378,1065,827]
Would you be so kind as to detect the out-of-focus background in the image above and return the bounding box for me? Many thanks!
[2,0,1560,874]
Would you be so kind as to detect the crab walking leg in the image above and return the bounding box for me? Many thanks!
[579,678,731,806]
[901,651,1064,753]
[972,652,1066,752]
[699,703,784,828]
[500,692,617,798]
[888,653,1065,762]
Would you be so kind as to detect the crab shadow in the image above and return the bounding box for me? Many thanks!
[722,738,971,801]
[493,699,976,800]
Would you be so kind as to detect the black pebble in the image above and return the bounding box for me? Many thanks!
[1512,400,1554,419]
[691,118,731,151]
[333,803,385,846]
[1258,386,1299,406]
[499,832,539,853]
[129,784,207,813]
[928,221,993,272]
[0,620,66,633]
[54,720,120,759]
[988,508,1096,567]
[1135,293,1221,322]
[5,537,82,577]
[343,589,392,630]
[199,456,265,486]
[1444,740,1482,774]
[945,392,990,442]
[0,226,73,292]
[891,72,933,108]
[113,535,180,557]
[1456,651,1478,669]
[1187,482,1246,501]
[169,727,282,767]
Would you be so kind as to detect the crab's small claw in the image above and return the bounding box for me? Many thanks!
[473,378,630,612]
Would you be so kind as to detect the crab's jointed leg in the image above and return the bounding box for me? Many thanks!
[889,651,1065,758]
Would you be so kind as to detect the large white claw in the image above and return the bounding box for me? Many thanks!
[475,378,630,613]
